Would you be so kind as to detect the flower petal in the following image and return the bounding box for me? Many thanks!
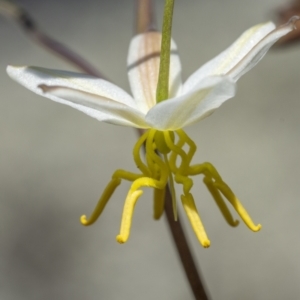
[183,17,298,92]
[227,16,299,81]
[7,65,148,128]
[145,76,236,130]
[7,65,138,107]
[127,31,182,113]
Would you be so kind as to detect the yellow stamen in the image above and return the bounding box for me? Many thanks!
[133,129,151,176]
[81,128,261,248]
[116,190,143,243]
[116,129,169,243]
[176,129,197,166]
[80,177,121,226]
[80,169,142,226]
[188,162,260,232]
[164,130,188,173]
[214,182,261,232]
[174,173,193,195]
[203,176,239,227]
[181,193,210,248]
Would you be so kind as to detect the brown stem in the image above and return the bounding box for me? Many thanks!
[164,187,210,300]
[135,0,157,32]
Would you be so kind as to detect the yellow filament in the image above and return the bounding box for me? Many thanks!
[116,178,167,243]
[81,177,121,226]
[214,182,261,232]
[81,127,261,248]
[203,177,239,227]
[146,130,169,185]
[174,173,193,195]
[133,130,151,176]
[116,129,169,243]
[181,193,210,248]
[112,169,142,182]
[164,131,189,176]
[188,162,223,181]
[144,130,160,177]
[169,130,185,172]
[188,162,260,231]
[176,129,197,166]
[81,169,143,226]
[116,190,143,243]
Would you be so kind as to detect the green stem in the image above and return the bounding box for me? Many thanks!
[156,0,174,103]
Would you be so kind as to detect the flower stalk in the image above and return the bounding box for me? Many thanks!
[156,0,175,103]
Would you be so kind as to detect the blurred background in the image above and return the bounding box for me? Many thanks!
[1,0,300,299]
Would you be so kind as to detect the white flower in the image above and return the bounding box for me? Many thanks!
[6,17,299,247]
[7,17,298,131]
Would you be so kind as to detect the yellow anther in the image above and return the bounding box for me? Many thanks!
[214,182,261,232]
[181,193,210,248]
[116,189,144,243]
[81,177,121,226]
[203,177,239,227]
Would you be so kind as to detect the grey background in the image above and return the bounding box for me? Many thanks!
[1,0,300,299]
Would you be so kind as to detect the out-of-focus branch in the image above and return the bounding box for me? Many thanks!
[0,0,106,78]
[274,0,300,47]
[135,0,156,33]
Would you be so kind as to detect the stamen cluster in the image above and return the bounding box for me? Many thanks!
[81,129,261,247]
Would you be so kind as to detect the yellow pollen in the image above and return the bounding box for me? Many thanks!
[80,128,261,248]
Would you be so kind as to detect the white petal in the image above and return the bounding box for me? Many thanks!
[145,76,236,130]
[7,65,148,128]
[7,65,138,107]
[184,18,298,92]
[127,31,182,113]
[227,16,299,81]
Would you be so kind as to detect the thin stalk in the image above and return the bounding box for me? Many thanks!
[135,0,156,33]
[156,0,174,103]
